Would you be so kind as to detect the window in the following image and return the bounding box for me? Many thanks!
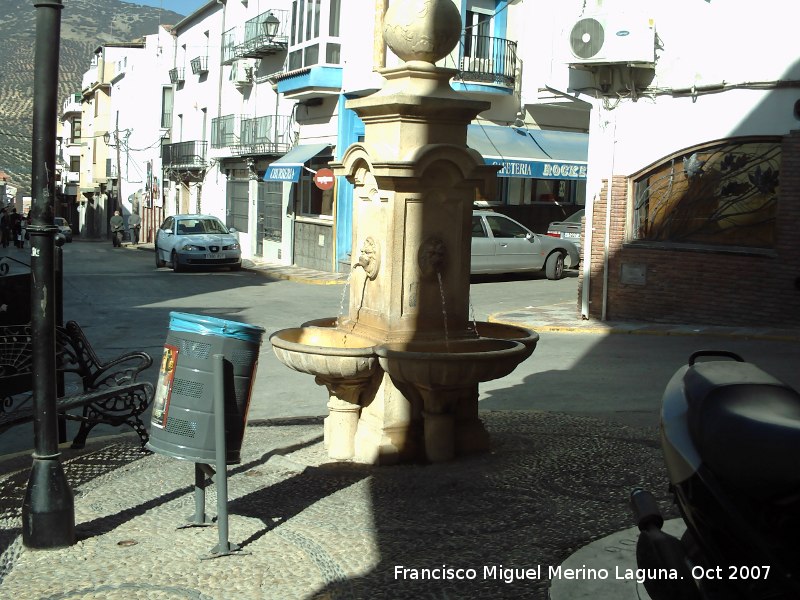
[288,0,341,70]
[72,117,82,140]
[632,139,780,249]
[486,214,528,238]
[297,157,334,218]
[161,87,173,129]
[69,156,80,173]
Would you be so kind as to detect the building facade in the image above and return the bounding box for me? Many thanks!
[552,0,800,327]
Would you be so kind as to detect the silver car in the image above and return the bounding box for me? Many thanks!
[54,217,73,242]
[546,208,584,255]
[154,214,242,272]
[472,210,579,279]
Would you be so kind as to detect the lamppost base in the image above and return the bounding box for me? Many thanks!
[21,456,75,548]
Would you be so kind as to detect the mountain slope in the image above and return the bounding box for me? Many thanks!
[0,0,185,196]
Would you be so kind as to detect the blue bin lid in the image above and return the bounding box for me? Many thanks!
[169,312,266,344]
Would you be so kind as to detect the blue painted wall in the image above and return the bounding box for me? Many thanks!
[335,94,365,270]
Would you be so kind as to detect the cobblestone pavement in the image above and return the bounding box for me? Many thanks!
[0,412,675,599]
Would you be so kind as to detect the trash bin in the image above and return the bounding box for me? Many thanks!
[146,312,266,464]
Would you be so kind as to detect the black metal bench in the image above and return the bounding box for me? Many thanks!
[0,321,154,448]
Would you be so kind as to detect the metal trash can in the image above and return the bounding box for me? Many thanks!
[146,312,265,464]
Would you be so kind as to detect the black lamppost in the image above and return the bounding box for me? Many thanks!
[22,0,75,548]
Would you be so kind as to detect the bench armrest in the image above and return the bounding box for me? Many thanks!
[83,351,153,390]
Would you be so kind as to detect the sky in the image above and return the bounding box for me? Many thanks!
[122,0,209,17]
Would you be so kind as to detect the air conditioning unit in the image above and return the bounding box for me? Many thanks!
[231,60,254,88]
[567,13,655,66]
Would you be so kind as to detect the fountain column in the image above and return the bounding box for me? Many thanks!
[271,0,536,465]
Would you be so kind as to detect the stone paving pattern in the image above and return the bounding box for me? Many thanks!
[0,412,676,599]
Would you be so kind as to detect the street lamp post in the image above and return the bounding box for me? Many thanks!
[22,0,75,548]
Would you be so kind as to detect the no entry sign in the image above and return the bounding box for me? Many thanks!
[313,168,335,190]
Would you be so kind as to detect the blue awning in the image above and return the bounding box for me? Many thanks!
[467,125,588,180]
[263,143,331,182]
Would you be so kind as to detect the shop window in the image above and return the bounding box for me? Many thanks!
[632,139,780,249]
[297,158,334,219]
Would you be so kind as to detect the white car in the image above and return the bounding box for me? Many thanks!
[154,214,241,272]
[472,210,579,279]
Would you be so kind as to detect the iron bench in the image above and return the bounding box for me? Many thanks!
[0,320,154,448]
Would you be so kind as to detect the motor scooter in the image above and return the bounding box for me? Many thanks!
[631,350,800,600]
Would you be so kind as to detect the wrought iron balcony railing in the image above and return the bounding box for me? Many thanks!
[190,56,208,75]
[168,68,185,84]
[211,114,293,155]
[457,34,517,87]
[222,9,289,65]
[162,141,208,168]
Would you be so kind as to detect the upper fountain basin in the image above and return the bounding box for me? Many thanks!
[473,322,539,361]
[374,338,527,389]
[270,326,378,381]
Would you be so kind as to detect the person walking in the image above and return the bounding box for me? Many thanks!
[110,210,125,247]
[0,206,9,248]
[8,207,21,249]
[128,212,142,245]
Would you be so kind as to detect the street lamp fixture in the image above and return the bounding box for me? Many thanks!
[262,12,280,39]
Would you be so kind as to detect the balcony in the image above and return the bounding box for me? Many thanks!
[168,68,185,84]
[456,34,517,91]
[61,93,81,116]
[221,10,288,66]
[190,56,208,75]
[162,141,208,169]
[211,114,293,156]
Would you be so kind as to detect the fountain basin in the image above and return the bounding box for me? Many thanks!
[269,327,378,380]
[374,338,527,389]
[473,322,539,361]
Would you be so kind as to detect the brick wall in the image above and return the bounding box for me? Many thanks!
[579,131,800,327]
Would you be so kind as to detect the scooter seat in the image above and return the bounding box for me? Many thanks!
[685,361,800,499]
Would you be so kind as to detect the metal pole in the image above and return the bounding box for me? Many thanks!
[204,353,242,558]
[55,235,67,443]
[22,0,75,549]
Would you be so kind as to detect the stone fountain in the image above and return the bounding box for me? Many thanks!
[270,0,538,464]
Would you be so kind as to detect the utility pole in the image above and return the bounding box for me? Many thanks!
[23,0,75,548]
[115,112,123,216]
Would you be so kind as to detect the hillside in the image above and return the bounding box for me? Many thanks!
[0,0,185,196]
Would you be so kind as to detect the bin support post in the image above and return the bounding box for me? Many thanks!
[179,464,214,528]
[204,353,245,559]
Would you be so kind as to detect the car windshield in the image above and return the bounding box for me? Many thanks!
[176,218,228,235]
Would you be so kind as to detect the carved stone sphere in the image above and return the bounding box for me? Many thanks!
[383,0,462,64]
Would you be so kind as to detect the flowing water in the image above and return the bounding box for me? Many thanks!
[468,296,480,337]
[335,270,353,329]
[436,272,450,349]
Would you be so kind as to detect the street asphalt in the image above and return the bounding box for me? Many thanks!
[1,241,798,599]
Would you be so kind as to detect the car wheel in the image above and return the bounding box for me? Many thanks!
[154,245,166,268]
[171,250,183,272]
[545,252,565,280]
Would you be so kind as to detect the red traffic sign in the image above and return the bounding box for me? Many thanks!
[313,168,335,191]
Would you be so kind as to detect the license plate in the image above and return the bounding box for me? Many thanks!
[206,253,222,259]
[564,232,580,238]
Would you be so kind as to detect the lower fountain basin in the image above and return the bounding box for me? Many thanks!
[270,326,378,380]
[374,338,527,389]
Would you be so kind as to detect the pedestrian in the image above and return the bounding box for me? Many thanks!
[110,210,125,247]
[18,213,27,249]
[8,207,21,249]
[128,212,142,245]
[0,206,8,248]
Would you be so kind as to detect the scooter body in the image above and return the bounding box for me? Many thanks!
[632,351,800,599]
